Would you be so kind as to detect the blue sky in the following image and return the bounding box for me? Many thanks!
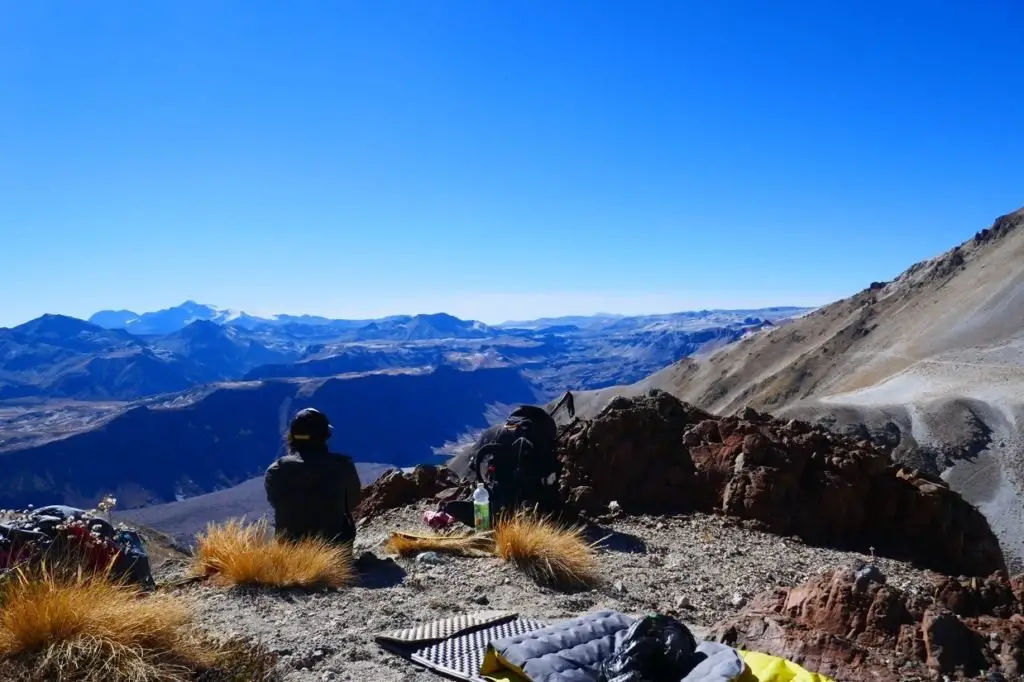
[1,1,1022,326]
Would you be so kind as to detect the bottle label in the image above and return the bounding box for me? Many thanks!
[474,503,490,531]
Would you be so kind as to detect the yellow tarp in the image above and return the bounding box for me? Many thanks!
[740,650,836,682]
[480,645,530,682]
[481,673,529,682]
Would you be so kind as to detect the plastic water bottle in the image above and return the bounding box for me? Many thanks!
[472,483,491,532]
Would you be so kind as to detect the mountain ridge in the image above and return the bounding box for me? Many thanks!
[570,205,1024,565]
[86,301,496,336]
[0,364,539,511]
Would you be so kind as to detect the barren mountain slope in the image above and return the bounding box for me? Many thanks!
[572,207,1024,565]
[647,207,1023,413]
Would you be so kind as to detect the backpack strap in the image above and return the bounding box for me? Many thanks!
[473,442,502,484]
[474,435,535,486]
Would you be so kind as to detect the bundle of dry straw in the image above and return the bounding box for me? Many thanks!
[387,510,601,590]
[385,530,495,557]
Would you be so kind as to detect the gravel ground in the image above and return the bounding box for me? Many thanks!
[162,504,941,682]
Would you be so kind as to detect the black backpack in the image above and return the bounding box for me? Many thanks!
[472,401,569,515]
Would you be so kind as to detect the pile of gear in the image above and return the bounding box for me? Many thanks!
[488,610,831,681]
[377,608,832,682]
[0,505,154,588]
[356,392,575,527]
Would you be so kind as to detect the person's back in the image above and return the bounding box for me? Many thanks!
[265,408,361,545]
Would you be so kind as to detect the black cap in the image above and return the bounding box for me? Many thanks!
[289,408,333,443]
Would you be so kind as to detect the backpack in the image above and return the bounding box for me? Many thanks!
[472,404,564,515]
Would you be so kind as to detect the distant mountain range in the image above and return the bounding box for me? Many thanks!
[0,302,810,510]
[0,304,810,403]
[88,301,494,337]
[87,301,806,337]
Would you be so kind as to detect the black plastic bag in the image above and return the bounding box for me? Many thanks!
[599,614,698,682]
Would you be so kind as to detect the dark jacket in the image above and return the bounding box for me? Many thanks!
[264,447,361,545]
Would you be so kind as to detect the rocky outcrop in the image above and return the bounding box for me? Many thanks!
[709,565,1024,681]
[558,390,1004,576]
[354,465,463,520]
[559,391,708,514]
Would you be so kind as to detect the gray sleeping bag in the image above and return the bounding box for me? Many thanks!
[481,610,634,682]
[681,642,748,681]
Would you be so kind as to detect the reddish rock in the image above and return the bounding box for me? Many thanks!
[934,573,1020,619]
[355,465,460,519]
[557,390,1004,576]
[710,566,1024,681]
[558,391,708,514]
[921,608,986,675]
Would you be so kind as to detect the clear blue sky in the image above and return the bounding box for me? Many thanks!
[1,1,1022,327]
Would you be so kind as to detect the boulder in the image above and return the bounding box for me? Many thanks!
[558,390,708,514]
[557,390,1004,576]
[355,465,461,520]
[710,566,1024,681]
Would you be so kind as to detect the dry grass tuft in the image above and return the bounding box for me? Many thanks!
[493,511,601,590]
[385,531,495,557]
[0,563,277,682]
[192,518,355,589]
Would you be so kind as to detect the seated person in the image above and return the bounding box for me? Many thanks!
[265,408,361,545]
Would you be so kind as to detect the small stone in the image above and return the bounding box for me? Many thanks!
[655,522,665,530]
[854,564,886,588]
[415,552,444,565]
[608,501,621,513]
[613,580,625,593]
[675,595,692,609]
[730,592,747,608]
[472,595,490,605]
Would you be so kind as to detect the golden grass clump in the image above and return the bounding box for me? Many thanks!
[0,563,275,682]
[385,530,495,557]
[493,511,601,590]
[192,518,355,589]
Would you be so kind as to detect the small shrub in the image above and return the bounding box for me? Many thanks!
[385,531,495,557]
[192,519,354,589]
[493,511,601,590]
[0,563,276,682]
